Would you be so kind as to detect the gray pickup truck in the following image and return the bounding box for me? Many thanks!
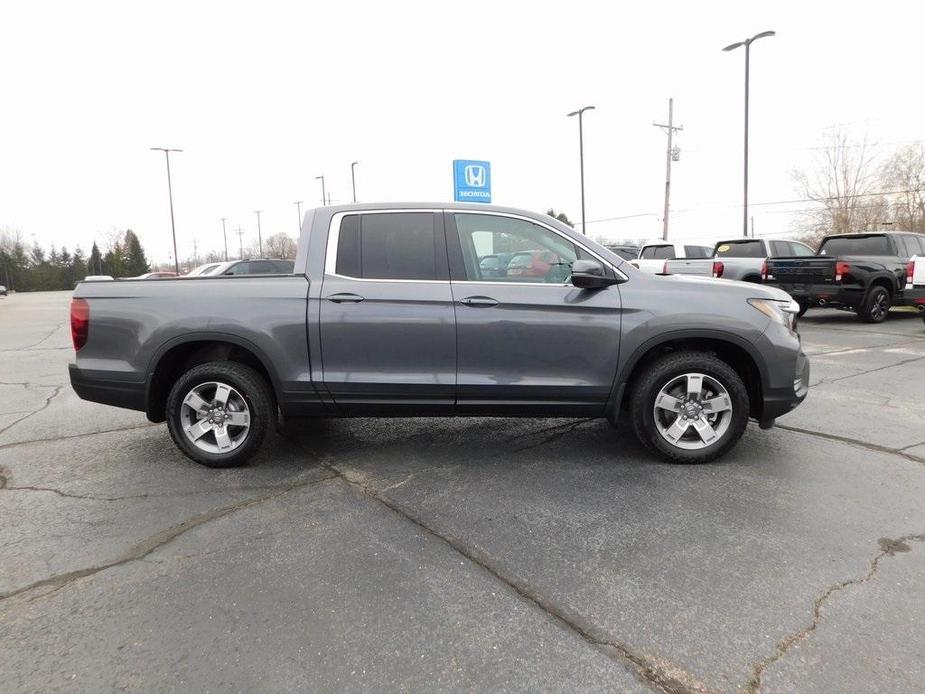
[70,203,809,467]
[664,238,815,282]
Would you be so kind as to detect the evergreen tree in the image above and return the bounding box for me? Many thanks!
[30,242,45,267]
[102,239,126,277]
[88,242,103,275]
[123,230,150,276]
[72,246,88,282]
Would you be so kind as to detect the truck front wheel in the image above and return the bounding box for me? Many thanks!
[630,351,750,464]
[166,361,273,468]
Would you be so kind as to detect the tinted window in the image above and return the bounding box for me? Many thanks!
[684,245,713,258]
[273,260,294,273]
[227,262,250,275]
[335,213,436,280]
[790,242,815,256]
[714,240,765,258]
[248,261,277,274]
[914,235,925,255]
[818,235,892,256]
[335,215,361,277]
[454,213,580,283]
[606,246,639,260]
[641,245,674,259]
[897,235,920,258]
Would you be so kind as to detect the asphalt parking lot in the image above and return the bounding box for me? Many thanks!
[1,291,924,693]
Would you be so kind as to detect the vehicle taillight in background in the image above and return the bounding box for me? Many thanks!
[835,261,851,282]
[70,298,89,351]
[712,261,725,278]
[760,259,769,281]
[661,260,670,274]
[907,259,915,287]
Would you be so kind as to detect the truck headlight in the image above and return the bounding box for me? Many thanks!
[748,298,800,331]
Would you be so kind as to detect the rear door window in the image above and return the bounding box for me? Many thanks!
[818,235,892,256]
[684,245,713,258]
[335,212,439,280]
[640,245,674,260]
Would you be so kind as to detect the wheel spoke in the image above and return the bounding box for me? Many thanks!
[183,391,210,416]
[214,426,233,451]
[654,393,683,412]
[686,374,703,398]
[213,384,231,407]
[226,410,249,427]
[663,416,691,442]
[185,420,212,441]
[701,395,731,413]
[691,417,719,444]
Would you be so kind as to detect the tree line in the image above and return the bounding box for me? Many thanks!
[0,230,150,292]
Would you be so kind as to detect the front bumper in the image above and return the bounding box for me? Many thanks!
[755,322,810,428]
[69,363,146,412]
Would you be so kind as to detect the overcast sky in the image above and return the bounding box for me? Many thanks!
[2,1,923,263]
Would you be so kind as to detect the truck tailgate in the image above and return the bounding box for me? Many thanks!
[766,257,837,283]
[664,258,712,277]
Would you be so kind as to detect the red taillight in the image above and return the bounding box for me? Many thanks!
[662,260,670,274]
[712,261,725,278]
[907,259,915,286]
[760,259,769,281]
[70,298,89,351]
[835,261,851,282]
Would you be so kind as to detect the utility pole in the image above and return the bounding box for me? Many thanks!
[192,238,198,267]
[254,210,263,256]
[150,147,183,274]
[350,161,359,202]
[221,217,228,261]
[567,106,596,235]
[236,225,245,260]
[294,201,303,234]
[315,175,326,205]
[327,192,332,206]
[653,98,683,241]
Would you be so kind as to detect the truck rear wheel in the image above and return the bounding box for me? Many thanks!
[630,351,749,464]
[857,285,890,323]
[166,361,273,468]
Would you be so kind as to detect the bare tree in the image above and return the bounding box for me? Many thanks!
[879,143,925,233]
[264,232,297,259]
[791,128,887,246]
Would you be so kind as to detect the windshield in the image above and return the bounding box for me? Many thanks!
[714,240,764,258]
[819,235,892,256]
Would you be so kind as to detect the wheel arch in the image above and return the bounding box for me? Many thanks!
[608,330,766,422]
[145,333,280,423]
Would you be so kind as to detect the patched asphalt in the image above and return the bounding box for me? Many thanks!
[1,291,924,693]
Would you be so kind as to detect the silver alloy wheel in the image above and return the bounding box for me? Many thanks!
[652,372,733,450]
[180,381,251,454]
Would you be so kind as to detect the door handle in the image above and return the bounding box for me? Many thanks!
[458,296,498,307]
[325,293,365,304]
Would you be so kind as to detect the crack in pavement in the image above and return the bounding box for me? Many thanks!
[812,354,925,386]
[0,472,338,604]
[507,418,597,454]
[775,424,925,466]
[745,533,925,693]
[321,461,711,694]
[20,322,67,351]
[0,385,64,437]
[0,422,159,451]
[0,482,313,503]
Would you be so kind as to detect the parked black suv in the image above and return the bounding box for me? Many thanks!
[763,231,925,322]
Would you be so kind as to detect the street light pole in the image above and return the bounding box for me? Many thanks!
[294,201,303,234]
[350,161,359,202]
[567,106,595,235]
[150,147,183,273]
[221,217,228,261]
[254,210,263,256]
[723,30,775,237]
[236,226,245,260]
[315,176,326,205]
[653,98,683,241]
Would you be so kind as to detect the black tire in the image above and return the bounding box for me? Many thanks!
[166,361,273,468]
[630,351,750,464]
[797,301,810,318]
[857,285,891,323]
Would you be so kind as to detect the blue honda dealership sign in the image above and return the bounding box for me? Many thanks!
[453,160,491,203]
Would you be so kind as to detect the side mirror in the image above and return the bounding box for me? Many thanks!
[571,259,618,289]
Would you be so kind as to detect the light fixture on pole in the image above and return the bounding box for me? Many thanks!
[653,98,683,241]
[566,106,595,235]
[221,217,228,261]
[350,161,359,203]
[150,147,183,273]
[723,30,775,237]
[315,176,326,205]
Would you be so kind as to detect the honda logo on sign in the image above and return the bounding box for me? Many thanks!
[464,165,486,188]
[453,160,491,203]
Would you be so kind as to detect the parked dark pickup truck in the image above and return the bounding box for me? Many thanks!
[70,203,809,467]
[764,231,925,322]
